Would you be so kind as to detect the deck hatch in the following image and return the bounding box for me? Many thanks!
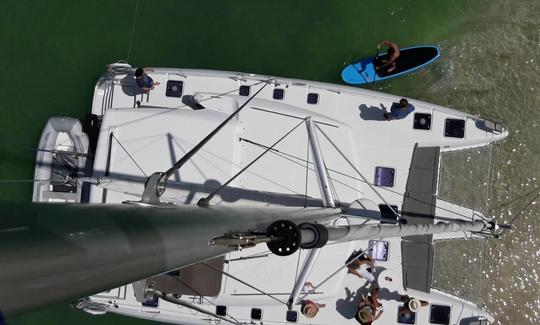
[444,119,465,138]
[397,308,416,324]
[429,305,451,325]
[273,88,284,100]
[216,305,227,316]
[368,240,389,261]
[413,113,432,130]
[286,310,298,322]
[374,167,395,187]
[251,308,262,320]
[239,85,250,96]
[379,204,399,224]
[307,93,319,104]
[165,80,183,97]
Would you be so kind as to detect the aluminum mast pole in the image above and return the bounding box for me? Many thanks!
[326,219,488,242]
[0,202,339,317]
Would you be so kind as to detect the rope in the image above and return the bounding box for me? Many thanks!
[201,262,288,306]
[489,186,539,211]
[507,191,540,226]
[240,137,480,221]
[126,0,140,61]
[315,124,400,220]
[0,179,50,183]
[111,134,148,177]
[169,277,242,324]
[199,118,307,204]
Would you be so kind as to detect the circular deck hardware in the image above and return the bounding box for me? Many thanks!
[266,220,301,256]
[299,223,328,249]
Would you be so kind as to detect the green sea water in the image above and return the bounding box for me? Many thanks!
[1,0,538,324]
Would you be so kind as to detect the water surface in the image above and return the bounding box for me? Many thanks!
[1,0,538,324]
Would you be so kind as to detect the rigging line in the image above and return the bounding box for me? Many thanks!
[161,81,270,184]
[299,240,380,302]
[152,292,240,325]
[111,134,148,177]
[169,277,243,325]
[199,118,307,205]
[240,137,359,195]
[484,144,494,214]
[201,262,288,306]
[316,124,400,218]
[488,186,539,212]
[0,179,50,183]
[240,138,479,221]
[304,136,310,208]
[507,190,540,226]
[126,0,140,61]
[225,253,270,263]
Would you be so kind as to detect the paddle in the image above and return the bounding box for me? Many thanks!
[372,47,380,86]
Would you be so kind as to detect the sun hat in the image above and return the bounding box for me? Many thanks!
[357,305,374,323]
[301,300,319,318]
[408,298,421,312]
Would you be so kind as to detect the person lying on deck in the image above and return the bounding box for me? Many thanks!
[347,251,377,284]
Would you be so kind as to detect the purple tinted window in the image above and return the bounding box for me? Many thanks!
[374,167,395,187]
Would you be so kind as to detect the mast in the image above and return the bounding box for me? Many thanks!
[0,202,339,316]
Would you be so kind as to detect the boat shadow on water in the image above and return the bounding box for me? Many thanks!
[358,104,387,121]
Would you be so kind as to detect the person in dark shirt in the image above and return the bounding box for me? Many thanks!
[135,67,160,93]
[384,98,415,121]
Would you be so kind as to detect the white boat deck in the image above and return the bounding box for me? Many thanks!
[76,67,506,325]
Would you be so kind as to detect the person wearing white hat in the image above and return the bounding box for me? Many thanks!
[398,294,429,321]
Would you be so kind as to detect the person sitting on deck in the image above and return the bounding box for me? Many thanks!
[383,98,415,121]
[135,67,160,93]
[346,251,377,284]
[375,40,400,74]
[355,285,383,324]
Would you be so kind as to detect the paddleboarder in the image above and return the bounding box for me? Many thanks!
[375,40,400,74]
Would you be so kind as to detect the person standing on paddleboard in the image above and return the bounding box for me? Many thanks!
[375,40,400,74]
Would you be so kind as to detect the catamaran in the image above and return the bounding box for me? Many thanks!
[24,62,508,325]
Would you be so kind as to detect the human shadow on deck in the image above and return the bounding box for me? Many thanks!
[358,104,386,121]
[120,74,144,96]
[335,282,369,319]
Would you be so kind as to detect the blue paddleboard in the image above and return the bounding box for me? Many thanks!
[341,46,440,85]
